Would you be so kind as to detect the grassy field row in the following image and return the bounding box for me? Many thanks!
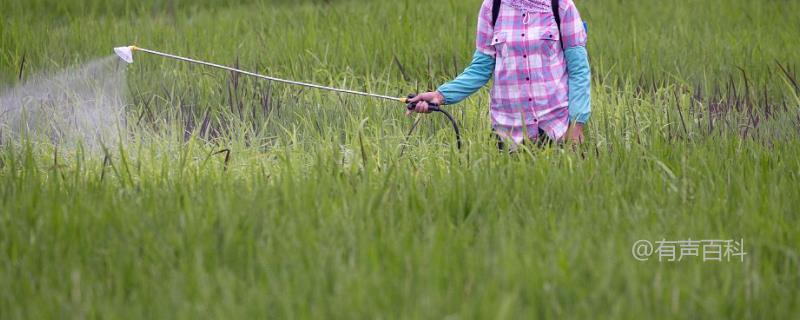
[3,0,799,86]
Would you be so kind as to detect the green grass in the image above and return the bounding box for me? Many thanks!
[1,0,800,318]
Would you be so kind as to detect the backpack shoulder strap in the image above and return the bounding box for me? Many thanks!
[492,0,502,28]
[552,0,563,49]
[552,0,561,33]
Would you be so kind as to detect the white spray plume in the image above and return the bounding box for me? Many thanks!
[0,55,129,149]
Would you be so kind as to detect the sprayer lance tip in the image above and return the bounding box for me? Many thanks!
[114,46,134,64]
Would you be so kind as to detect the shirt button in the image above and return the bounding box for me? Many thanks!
[522,33,525,37]
[526,77,530,81]
[549,34,553,39]
[528,98,533,102]
[523,55,527,58]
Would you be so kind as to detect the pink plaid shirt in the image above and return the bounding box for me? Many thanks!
[477,0,587,143]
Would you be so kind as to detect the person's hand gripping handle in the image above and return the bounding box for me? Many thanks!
[405,92,446,116]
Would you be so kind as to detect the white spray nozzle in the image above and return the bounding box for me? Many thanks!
[114,46,134,64]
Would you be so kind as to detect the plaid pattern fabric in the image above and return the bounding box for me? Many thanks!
[477,0,587,143]
[505,0,551,13]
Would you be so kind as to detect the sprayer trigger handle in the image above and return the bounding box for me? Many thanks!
[405,93,441,112]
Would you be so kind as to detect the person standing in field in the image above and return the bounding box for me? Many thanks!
[408,0,591,147]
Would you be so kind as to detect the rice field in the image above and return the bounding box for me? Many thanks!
[1,0,799,318]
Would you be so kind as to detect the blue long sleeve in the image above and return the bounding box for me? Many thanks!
[437,50,495,105]
[565,46,591,124]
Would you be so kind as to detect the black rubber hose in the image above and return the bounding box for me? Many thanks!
[428,106,462,150]
[406,94,462,150]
